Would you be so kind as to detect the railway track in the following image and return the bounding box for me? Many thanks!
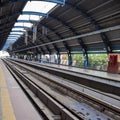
[3,59,120,120]
[9,58,120,96]
[3,59,81,120]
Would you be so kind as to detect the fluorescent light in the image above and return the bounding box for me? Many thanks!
[14,22,33,28]
[10,32,24,35]
[23,1,56,13]
[9,35,21,37]
[18,14,41,21]
[12,28,26,31]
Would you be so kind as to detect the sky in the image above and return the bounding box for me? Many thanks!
[0,51,10,58]
[3,1,57,50]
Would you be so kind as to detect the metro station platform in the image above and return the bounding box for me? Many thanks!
[32,61,120,82]
[0,60,42,120]
[1,58,120,120]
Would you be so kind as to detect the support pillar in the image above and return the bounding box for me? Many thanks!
[68,52,72,66]
[84,54,88,68]
[57,53,61,64]
[38,53,41,62]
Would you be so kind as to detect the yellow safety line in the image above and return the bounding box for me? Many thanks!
[0,64,16,120]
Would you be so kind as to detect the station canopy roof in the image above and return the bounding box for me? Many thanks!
[0,0,120,54]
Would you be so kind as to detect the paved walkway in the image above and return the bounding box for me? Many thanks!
[0,63,16,120]
[0,60,42,120]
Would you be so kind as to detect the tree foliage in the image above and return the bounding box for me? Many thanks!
[73,54,108,70]
[73,54,84,67]
[88,54,108,70]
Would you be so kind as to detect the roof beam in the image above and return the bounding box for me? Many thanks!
[14,26,31,29]
[13,37,25,49]
[0,11,20,20]
[50,15,87,54]
[13,21,68,53]
[0,21,15,28]
[2,17,71,53]
[15,26,59,54]
[0,32,10,37]
[12,25,120,52]
[9,34,24,36]
[22,11,48,17]
[32,31,52,54]
[15,21,70,53]
[17,20,31,23]
[35,31,59,53]
[41,24,71,52]
[0,11,48,23]
[14,34,48,54]
[66,2,112,53]
[0,29,11,35]
[11,30,25,33]
[36,27,60,53]
[0,11,48,26]
[7,37,20,40]
[46,35,60,53]
[39,38,51,54]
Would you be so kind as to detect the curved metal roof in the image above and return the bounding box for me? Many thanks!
[1,0,120,54]
[0,0,27,49]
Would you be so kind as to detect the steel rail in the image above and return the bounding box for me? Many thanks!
[4,58,120,120]
[3,59,81,120]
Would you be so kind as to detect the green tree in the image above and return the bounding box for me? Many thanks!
[73,54,84,67]
[88,54,108,70]
[73,54,108,70]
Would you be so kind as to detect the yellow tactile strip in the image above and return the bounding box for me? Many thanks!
[0,64,16,120]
